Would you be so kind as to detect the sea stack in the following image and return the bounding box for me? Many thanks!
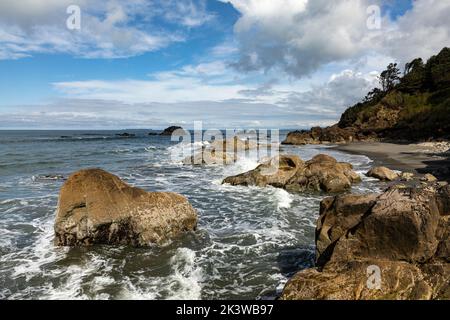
[160,126,185,136]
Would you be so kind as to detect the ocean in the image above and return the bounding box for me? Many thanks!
[0,130,381,300]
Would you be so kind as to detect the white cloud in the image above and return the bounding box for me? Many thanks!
[42,59,377,128]
[222,0,450,77]
[0,0,214,59]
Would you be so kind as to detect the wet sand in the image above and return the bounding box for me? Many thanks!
[334,142,450,180]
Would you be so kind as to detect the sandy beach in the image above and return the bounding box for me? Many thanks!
[334,141,450,181]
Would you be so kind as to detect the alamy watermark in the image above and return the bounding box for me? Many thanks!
[367,5,381,30]
[366,265,382,290]
[66,5,81,30]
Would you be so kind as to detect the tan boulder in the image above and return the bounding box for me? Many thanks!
[223,155,303,188]
[366,166,399,181]
[54,169,198,247]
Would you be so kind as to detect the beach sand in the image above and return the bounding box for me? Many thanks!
[334,142,450,181]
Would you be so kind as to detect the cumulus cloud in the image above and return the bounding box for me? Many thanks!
[222,0,450,77]
[0,0,213,59]
[280,70,379,117]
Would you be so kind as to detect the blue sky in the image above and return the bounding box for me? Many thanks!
[0,0,449,129]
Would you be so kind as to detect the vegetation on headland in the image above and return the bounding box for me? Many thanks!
[338,47,450,141]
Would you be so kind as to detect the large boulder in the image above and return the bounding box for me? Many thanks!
[54,169,198,246]
[281,185,450,300]
[223,154,361,193]
[366,166,399,181]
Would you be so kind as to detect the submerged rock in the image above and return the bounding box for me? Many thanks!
[281,185,450,300]
[223,154,361,193]
[366,166,399,181]
[54,169,197,247]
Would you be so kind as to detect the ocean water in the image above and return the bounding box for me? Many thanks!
[0,130,381,300]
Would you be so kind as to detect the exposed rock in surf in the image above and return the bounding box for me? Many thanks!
[54,168,197,247]
[182,137,266,166]
[182,148,237,165]
[281,184,450,300]
[223,154,361,193]
[366,166,399,181]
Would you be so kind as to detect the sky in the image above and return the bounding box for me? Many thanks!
[0,0,449,129]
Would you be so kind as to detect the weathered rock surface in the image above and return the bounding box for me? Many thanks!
[223,154,361,193]
[54,169,198,246]
[366,166,399,181]
[281,184,450,300]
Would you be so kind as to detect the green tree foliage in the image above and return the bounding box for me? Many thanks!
[379,63,401,92]
[398,58,425,93]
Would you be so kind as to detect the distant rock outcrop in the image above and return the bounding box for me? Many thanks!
[281,184,450,300]
[160,126,185,136]
[223,154,361,193]
[54,169,198,247]
[116,133,136,138]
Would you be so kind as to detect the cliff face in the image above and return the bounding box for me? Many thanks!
[283,47,450,145]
